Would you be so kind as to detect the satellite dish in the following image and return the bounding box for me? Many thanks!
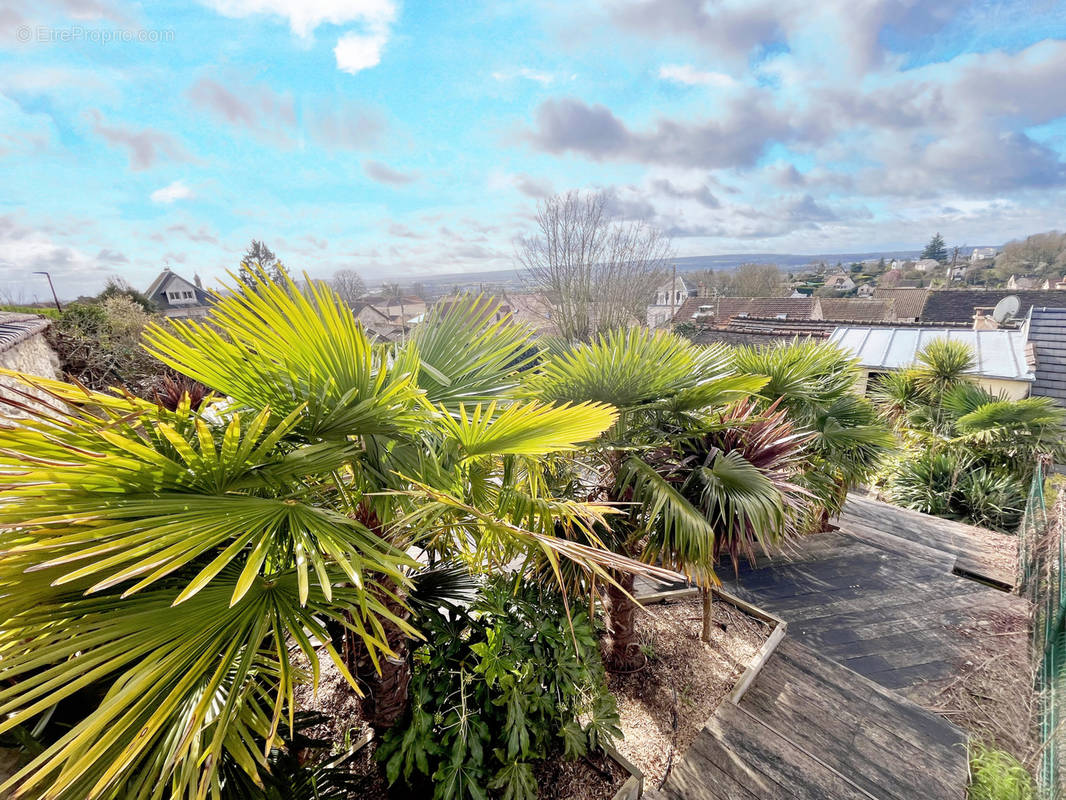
[992,295,1021,324]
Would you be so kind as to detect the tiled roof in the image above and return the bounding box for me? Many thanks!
[919,290,1066,324]
[673,297,816,325]
[817,298,895,322]
[689,318,836,347]
[1028,307,1066,406]
[828,326,1033,382]
[872,288,929,320]
[0,312,51,354]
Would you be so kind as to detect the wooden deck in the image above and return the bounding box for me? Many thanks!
[647,494,1029,799]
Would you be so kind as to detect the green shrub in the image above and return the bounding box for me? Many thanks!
[377,579,620,800]
[888,449,961,518]
[968,742,1034,800]
[888,449,1025,533]
[46,297,168,394]
[955,467,1025,532]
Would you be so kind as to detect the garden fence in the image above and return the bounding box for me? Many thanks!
[1019,458,1063,797]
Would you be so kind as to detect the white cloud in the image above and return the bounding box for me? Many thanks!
[200,0,397,73]
[492,67,559,86]
[150,180,194,204]
[658,64,736,88]
[335,29,389,74]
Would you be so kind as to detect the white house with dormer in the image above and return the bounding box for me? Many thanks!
[647,275,694,327]
[144,267,214,318]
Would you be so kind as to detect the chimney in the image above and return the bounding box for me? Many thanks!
[194,273,202,289]
[973,308,999,331]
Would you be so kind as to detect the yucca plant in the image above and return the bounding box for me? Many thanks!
[524,327,777,669]
[0,274,678,800]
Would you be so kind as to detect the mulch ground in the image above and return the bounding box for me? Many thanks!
[607,595,770,789]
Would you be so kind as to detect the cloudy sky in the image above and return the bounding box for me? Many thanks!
[2,0,1065,299]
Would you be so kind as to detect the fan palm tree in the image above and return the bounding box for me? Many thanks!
[874,340,1066,486]
[524,327,778,668]
[675,400,811,640]
[732,339,893,530]
[0,274,677,800]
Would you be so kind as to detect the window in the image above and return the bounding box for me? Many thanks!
[183,291,193,299]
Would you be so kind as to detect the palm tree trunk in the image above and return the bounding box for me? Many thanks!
[701,588,714,643]
[345,591,411,732]
[606,571,644,671]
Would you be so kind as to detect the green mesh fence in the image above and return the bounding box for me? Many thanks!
[1019,460,1059,796]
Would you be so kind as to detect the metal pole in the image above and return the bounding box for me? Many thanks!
[33,272,62,312]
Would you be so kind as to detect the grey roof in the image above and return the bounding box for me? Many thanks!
[919,290,1066,324]
[144,268,212,310]
[1028,307,1066,405]
[0,312,51,354]
[828,326,1034,382]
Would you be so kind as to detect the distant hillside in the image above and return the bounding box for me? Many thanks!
[374,247,999,294]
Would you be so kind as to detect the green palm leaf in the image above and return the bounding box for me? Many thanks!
[437,400,617,458]
[143,269,425,439]
[393,295,536,408]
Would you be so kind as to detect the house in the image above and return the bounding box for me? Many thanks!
[815,298,895,322]
[918,290,1066,326]
[499,291,557,336]
[829,326,1033,399]
[1040,276,1066,290]
[0,312,61,419]
[350,302,404,340]
[823,272,856,292]
[1026,307,1066,407]
[969,247,997,263]
[1007,275,1038,290]
[144,267,214,318]
[360,294,428,326]
[688,317,838,347]
[672,297,817,327]
[913,259,940,273]
[647,276,693,327]
[873,288,930,321]
[856,284,875,297]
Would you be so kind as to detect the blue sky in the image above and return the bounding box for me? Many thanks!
[2,0,1066,299]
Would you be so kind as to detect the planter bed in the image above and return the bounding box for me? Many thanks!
[293,586,781,799]
[608,588,779,791]
[294,657,636,800]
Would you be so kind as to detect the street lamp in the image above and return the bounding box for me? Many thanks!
[32,272,62,312]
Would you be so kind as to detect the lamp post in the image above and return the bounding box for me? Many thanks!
[32,272,62,312]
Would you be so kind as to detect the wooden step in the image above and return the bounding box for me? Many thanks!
[678,702,878,799]
[739,640,967,800]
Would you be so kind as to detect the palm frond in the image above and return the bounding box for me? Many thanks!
[437,400,617,458]
[619,457,719,585]
[393,294,537,408]
[0,571,406,800]
[143,269,425,439]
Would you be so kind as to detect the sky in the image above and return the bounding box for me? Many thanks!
[2,0,1066,299]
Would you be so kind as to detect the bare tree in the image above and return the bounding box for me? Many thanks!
[331,269,367,307]
[516,190,673,341]
[730,263,785,297]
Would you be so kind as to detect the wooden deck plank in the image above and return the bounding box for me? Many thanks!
[661,497,1014,800]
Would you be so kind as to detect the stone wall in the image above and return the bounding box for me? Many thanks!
[0,331,61,418]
